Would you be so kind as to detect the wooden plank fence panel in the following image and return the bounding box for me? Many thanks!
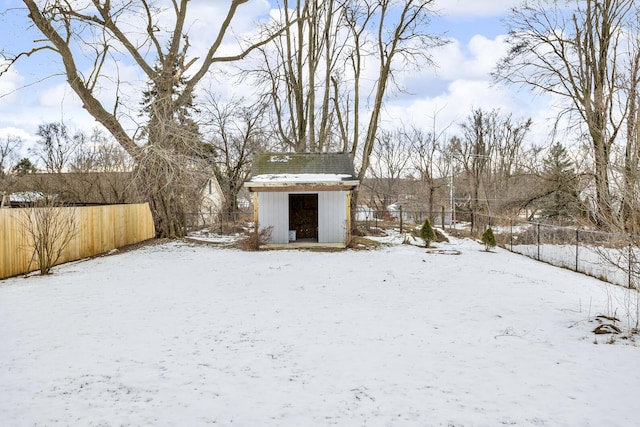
[0,204,155,279]
[0,209,32,277]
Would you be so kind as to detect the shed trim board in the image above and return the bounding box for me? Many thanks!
[255,190,349,246]
[246,181,358,192]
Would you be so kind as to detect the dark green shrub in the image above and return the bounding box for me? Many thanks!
[481,227,496,251]
[420,218,435,248]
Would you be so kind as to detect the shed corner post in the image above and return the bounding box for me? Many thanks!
[346,191,352,245]
[253,191,259,235]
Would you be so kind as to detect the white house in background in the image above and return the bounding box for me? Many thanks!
[200,177,225,213]
[244,152,359,248]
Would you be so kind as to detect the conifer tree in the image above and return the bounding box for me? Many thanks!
[12,158,37,175]
[420,218,436,248]
[540,142,580,220]
[481,227,496,251]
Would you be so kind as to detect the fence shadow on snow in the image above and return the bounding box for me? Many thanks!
[473,212,638,289]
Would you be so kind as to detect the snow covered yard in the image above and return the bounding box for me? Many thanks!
[1,236,639,426]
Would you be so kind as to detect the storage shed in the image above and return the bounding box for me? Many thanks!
[244,153,359,248]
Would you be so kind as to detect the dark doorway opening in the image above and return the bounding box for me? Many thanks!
[289,194,318,241]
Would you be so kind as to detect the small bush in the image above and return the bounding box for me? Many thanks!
[20,200,78,275]
[237,225,273,251]
[481,227,496,251]
[420,218,436,248]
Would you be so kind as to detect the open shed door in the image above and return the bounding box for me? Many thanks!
[289,194,318,240]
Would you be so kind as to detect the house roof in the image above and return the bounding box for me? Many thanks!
[1,172,142,205]
[2,170,224,207]
[245,153,359,191]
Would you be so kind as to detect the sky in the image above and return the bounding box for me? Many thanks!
[1,231,639,425]
[0,0,550,159]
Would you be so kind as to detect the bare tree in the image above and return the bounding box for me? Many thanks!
[619,18,640,234]
[253,0,346,152]
[494,0,637,229]
[69,128,132,173]
[489,114,532,202]
[4,1,293,237]
[20,199,77,275]
[251,0,445,160]
[453,109,496,212]
[30,122,77,173]
[451,108,534,216]
[348,0,446,183]
[0,135,22,177]
[366,129,411,211]
[201,94,270,217]
[409,107,454,219]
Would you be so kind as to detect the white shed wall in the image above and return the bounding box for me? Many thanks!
[258,192,289,244]
[318,191,347,243]
[258,190,348,245]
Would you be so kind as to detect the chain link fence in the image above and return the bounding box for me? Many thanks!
[183,208,639,289]
[354,207,454,233]
[185,211,254,235]
[186,208,454,237]
[473,212,639,289]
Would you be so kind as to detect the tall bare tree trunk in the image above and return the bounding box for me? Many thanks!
[14,0,290,237]
[496,0,635,229]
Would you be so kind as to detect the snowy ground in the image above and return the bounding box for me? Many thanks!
[1,234,640,426]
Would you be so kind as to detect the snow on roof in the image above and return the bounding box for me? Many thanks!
[7,191,45,202]
[250,173,354,183]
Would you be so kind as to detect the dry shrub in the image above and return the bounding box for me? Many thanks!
[434,229,450,243]
[236,225,273,251]
[348,236,382,250]
[20,199,77,275]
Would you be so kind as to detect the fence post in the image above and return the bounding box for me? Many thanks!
[399,205,403,234]
[441,206,445,230]
[629,236,634,289]
[575,228,579,272]
[537,222,541,261]
[510,219,513,252]
[471,210,475,235]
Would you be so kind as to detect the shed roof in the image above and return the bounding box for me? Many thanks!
[250,152,356,176]
[244,153,358,191]
[245,152,359,191]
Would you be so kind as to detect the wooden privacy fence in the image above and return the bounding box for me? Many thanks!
[0,203,156,279]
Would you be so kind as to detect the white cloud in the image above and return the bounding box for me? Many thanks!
[0,126,33,141]
[466,34,509,74]
[0,126,36,159]
[382,79,514,130]
[381,78,554,147]
[442,35,508,79]
[0,60,25,108]
[372,25,567,150]
[434,0,522,17]
[38,83,82,109]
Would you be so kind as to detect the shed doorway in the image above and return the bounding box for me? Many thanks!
[289,194,318,241]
